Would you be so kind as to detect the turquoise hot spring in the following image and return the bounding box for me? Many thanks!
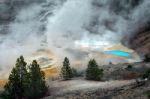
[105,50,131,58]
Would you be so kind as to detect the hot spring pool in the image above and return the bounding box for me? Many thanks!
[105,50,131,58]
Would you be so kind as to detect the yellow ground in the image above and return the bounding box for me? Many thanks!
[106,43,134,52]
[42,67,60,78]
[0,80,7,88]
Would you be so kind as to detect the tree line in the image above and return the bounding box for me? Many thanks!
[60,53,150,81]
[0,56,104,99]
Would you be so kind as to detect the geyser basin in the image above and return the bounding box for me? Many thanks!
[105,50,131,58]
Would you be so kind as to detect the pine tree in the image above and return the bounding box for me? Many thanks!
[61,57,73,80]
[1,56,29,99]
[18,56,30,98]
[86,59,103,81]
[1,68,20,99]
[26,60,48,99]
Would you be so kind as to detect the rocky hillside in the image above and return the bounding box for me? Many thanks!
[130,31,150,56]
[44,80,150,99]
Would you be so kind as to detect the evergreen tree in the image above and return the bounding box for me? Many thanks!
[1,68,20,99]
[1,56,29,99]
[86,59,103,81]
[18,56,30,98]
[25,60,48,99]
[61,57,73,80]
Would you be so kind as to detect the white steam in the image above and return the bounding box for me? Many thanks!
[0,0,150,71]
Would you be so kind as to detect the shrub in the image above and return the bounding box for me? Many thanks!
[143,54,150,62]
[142,68,150,79]
[147,90,150,98]
[72,68,84,77]
[126,64,133,70]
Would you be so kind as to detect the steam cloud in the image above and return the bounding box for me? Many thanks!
[0,0,150,70]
